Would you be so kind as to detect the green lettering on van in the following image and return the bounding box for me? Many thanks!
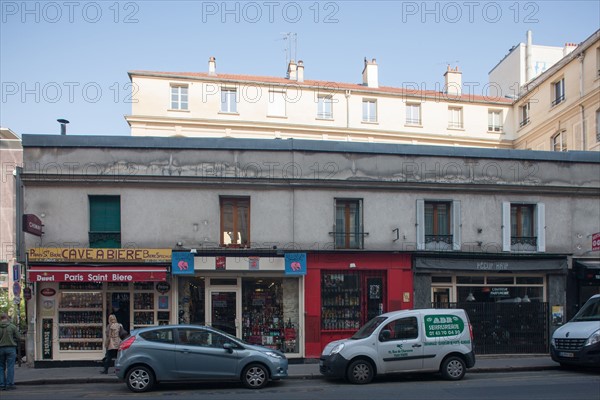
[424,315,465,338]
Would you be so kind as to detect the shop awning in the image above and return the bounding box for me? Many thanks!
[574,260,600,270]
[415,257,567,272]
[27,265,167,282]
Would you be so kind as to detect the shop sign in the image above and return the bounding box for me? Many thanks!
[592,233,600,251]
[490,287,510,297]
[285,253,306,276]
[23,214,43,236]
[13,264,20,280]
[23,287,32,300]
[216,256,226,270]
[42,319,53,359]
[171,252,195,275]
[40,288,56,296]
[28,248,172,263]
[156,281,171,294]
[28,266,167,282]
[249,257,259,271]
[424,315,465,337]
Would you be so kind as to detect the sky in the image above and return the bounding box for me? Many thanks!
[1,0,599,136]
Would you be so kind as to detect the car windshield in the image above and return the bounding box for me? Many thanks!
[572,298,600,322]
[350,316,387,340]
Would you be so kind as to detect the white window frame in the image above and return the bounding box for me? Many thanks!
[417,199,461,251]
[317,95,333,119]
[448,106,463,129]
[552,78,565,106]
[362,99,377,123]
[405,103,421,125]
[220,87,238,113]
[552,130,567,152]
[488,109,503,132]
[267,90,287,117]
[170,85,188,110]
[502,202,545,252]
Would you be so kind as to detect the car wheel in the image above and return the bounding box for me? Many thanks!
[346,359,374,384]
[242,363,269,389]
[441,356,466,380]
[126,365,155,393]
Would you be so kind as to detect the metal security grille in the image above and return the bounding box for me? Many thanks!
[433,302,549,355]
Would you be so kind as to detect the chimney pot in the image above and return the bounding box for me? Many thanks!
[443,66,462,96]
[362,57,379,88]
[208,56,217,76]
[287,59,297,80]
[297,60,304,82]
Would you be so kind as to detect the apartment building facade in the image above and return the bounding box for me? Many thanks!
[18,135,600,362]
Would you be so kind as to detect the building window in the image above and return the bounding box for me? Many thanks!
[267,90,286,117]
[596,46,600,77]
[334,199,363,249]
[448,106,463,129]
[317,95,333,119]
[220,197,250,247]
[502,202,545,252]
[170,85,188,110]
[552,130,567,151]
[220,87,237,113]
[406,103,421,125]
[417,199,461,251]
[362,99,377,123]
[519,102,530,127]
[488,110,503,132]
[596,109,600,143]
[89,195,120,248]
[552,78,565,106]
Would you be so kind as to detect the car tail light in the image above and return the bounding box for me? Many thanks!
[120,336,136,350]
[469,323,474,342]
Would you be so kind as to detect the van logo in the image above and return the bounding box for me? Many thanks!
[566,332,570,338]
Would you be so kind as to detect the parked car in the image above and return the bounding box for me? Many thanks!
[551,294,600,367]
[115,324,288,392]
[320,309,475,384]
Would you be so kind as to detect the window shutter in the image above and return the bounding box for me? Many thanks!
[502,202,511,252]
[452,200,461,251]
[416,199,425,250]
[536,202,546,252]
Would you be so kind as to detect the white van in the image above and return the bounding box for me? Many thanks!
[551,294,600,367]
[320,309,475,384]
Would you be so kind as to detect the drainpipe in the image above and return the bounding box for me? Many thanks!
[581,105,586,150]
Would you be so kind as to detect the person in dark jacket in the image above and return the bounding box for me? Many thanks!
[0,313,22,391]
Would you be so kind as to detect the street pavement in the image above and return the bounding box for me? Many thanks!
[12,355,561,386]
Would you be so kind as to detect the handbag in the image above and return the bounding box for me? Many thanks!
[119,324,128,340]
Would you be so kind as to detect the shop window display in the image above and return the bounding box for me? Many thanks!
[242,278,299,353]
[178,277,206,324]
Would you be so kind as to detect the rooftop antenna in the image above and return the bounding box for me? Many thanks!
[57,118,69,135]
[281,32,297,66]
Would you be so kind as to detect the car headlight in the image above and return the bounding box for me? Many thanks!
[584,329,600,347]
[330,343,345,355]
[265,351,284,359]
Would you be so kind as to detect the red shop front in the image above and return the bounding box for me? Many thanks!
[304,252,412,358]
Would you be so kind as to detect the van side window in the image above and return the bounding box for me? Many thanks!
[380,317,418,341]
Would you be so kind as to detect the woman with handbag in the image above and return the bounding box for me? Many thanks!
[100,314,126,374]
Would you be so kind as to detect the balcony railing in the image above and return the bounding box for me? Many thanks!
[425,234,453,244]
[551,94,565,106]
[511,236,537,246]
[519,117,530,127]
[89,232,121,247]
[329,231,369,249]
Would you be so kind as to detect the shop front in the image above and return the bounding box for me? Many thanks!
[568,259,600,318]
[414,254,568,354]
[173,252,305,358]
[26,248,171,364]
[304,252,413,358]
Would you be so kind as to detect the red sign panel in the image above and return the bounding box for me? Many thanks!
[593,232,600,252]
[28,266,167,283]
[23,214,43,236]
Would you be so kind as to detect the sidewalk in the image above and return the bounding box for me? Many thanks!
[13,355,560,386]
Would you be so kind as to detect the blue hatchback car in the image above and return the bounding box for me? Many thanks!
[115,324,288,392]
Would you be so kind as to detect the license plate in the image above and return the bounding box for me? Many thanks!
[559,352,574,358]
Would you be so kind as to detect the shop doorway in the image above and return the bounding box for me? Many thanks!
[107,292,131,333]
[207,288,240,337]
[432,287,451,306]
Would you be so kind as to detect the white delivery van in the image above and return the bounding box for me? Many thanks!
[320,309,475,384]
[551,294,600,367]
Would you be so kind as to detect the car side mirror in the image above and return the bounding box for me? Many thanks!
[379,329,391,342]
[223,342,234,353]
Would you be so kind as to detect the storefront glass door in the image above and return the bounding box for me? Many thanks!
[208,290,239,337]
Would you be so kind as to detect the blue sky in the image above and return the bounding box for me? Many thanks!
[1,0,599,136]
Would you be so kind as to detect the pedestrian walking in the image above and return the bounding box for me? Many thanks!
[101,314,126,374]
[0,312,22,391]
